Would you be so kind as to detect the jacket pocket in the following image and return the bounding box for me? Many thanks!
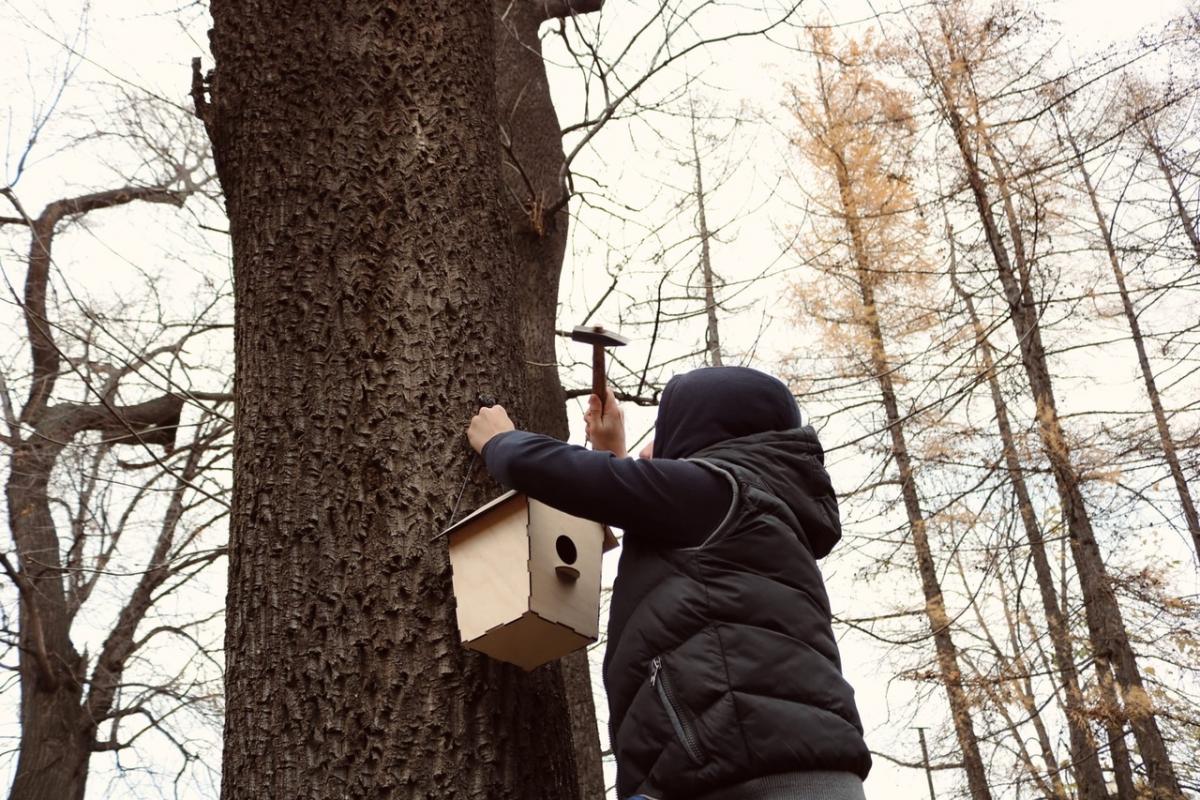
[649,655,705,764]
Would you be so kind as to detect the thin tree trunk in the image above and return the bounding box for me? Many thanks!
[954,553,1066,800]
[964,652,1053,799]
[986,129,1179,799]
[849,226,992,800]
[813,57,994,800]
[7,398,192,800]
[929,11,1183,795]
[1142,125,1200,262]
[201,3,582,797]
[1065,127,1200,558]
[996,574,1068,800]
[689,98,724,367]
[947,227,1110,800]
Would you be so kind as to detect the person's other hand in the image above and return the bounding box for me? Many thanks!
[468,405,515,454]
[584,389,627,457]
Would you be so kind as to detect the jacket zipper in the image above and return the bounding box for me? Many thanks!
[650,656,704,763]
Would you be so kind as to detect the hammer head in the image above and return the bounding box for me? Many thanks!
[570,325,629,348]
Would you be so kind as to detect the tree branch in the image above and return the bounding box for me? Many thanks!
[869,748,964,771]
[45,394,186,449]
[84,433,208,726]
[546,1,803,218]
[39,185,188,228]
[190,57,215,139]
[563,388,661,406]
[0,371,20,443]
[5,184,190,427]
[0,552,58,691]
[538,0,605,22]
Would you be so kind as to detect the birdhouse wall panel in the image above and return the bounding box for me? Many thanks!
[527,500,604,639]
[464,611,591,672]
[448,501,531,641]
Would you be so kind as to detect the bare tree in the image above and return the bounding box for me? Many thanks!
[1128,87,1200,264]
[1,89,232,797]
[539,0,806,401]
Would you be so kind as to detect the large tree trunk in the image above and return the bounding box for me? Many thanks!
[929,9,1183,795]
[202,3,582,797]
[492,4,605,796]
[494,3,574,435]
[8,442,90,800]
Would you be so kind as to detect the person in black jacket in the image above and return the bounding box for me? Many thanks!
[467,366,871,800]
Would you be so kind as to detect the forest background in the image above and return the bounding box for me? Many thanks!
[1,0,1197,798]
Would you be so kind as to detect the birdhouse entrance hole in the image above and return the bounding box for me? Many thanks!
[555,534,581,581]
[556,535,577,564]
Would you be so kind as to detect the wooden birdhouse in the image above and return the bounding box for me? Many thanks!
[444,490,618,671]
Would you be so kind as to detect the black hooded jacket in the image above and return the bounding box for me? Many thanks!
[482,367,871,798]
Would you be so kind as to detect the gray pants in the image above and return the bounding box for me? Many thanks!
[693,771,867,800]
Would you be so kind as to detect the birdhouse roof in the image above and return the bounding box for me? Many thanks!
[442,489,619,551]
[443,489,524,538]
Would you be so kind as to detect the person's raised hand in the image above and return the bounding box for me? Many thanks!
[467,404,515,454]
[584,388,627,457]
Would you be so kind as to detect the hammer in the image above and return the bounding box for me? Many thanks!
[571,325,629,414]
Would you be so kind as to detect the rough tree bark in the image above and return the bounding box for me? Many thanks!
[198,2,584,798]
[492,2,606,795]
[927,8,1184,795]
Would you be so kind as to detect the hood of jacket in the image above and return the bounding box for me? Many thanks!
[653,366,801,460]
[651,367,840,558]
[694,428,842,558]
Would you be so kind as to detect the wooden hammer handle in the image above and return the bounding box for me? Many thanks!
[592,346,607,412]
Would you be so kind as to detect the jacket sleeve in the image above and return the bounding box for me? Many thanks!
[480,430,732,547]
